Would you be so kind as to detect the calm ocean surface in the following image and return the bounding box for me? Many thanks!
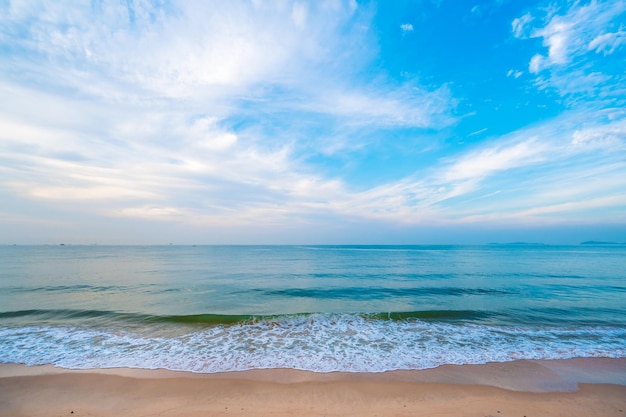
[1,244,625,372]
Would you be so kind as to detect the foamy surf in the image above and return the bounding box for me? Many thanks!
[1,313,624,373]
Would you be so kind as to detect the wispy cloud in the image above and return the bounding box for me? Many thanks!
[1,1,625,243]
[506,69,523,78]
[513,0,626,103]
[0,1,454,226]
[511,12,533,38]
[1,1,371,97]
[333,108,626,225]
[588,27,626,55]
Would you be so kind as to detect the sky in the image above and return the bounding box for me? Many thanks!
[1,0,625,245]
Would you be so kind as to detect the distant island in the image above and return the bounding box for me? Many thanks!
[580,241,624,245]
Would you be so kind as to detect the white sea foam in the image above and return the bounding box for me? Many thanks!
[1,314,625,372]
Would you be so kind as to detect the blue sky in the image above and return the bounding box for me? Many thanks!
[1,0,625,244]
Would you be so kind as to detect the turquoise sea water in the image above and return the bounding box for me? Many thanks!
[1,244,625,372]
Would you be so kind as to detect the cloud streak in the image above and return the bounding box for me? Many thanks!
[337,108,626,225]
[513,0,626,104]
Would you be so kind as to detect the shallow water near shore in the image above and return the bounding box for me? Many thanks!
[1,244,625,372]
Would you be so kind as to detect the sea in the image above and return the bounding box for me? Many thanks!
[1,244,625,373]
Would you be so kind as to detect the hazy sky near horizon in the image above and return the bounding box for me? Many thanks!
[1,0,625,244]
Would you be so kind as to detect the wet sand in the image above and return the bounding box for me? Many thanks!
[1,358,625,417]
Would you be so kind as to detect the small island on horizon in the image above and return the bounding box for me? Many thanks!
[579,241,625,245]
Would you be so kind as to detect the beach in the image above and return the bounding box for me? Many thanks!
[2,359,625,417]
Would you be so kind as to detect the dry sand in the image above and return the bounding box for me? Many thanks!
[1,358,625,417]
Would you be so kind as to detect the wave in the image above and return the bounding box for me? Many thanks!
[0,308,495,328]
[1,312,625,373]
[260,287,513,300]
[2,306,622,329]
[5,284,153,293]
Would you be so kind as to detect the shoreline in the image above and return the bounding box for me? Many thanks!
[2,358,625,417]
[2,357,626,391]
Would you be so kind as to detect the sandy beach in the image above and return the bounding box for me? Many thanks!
[1,358,625,417]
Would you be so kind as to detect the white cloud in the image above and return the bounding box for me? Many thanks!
[511,12,533,38]
[589,28,626,55]
[0,0,448,134]
[525,1,625,67]
[291,2,308,28]
[518,195,626,217]
[571,118,626,148]
[0,1,361,97]
[515,1,626,101]
[311,84,453,129]
[443,138,547,182]
[116,206,185,220]
[536,20,572,65]
[187,118,238,151]
[528,54,544,73]
[506,69,523,78]
[330,109,626,224]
